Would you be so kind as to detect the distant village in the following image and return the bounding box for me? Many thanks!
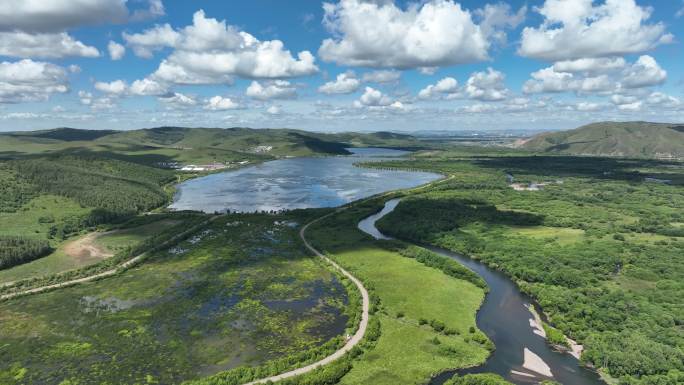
[506,173,563,191]
[153,145,276,172]
[155,160,251,172]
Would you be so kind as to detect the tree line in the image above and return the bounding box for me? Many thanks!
[0,236,52,270]
[373,155,684,385]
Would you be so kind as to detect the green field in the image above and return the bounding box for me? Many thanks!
[0,195,90,239]
[94,218,183,254]
[503,226,585,245]
[308,202,490,385]
[0,217,183,284]
[0,213,351,385]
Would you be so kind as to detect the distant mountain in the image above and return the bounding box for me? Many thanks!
[519,121,684,159]
[0,126,427,164]
[8,127,117,142]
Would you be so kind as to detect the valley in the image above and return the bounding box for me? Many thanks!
[1,124,683,385]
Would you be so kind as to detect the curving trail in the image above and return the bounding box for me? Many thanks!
[0,216,219,301]
[241,212,370,385]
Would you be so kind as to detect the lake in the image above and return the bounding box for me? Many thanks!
[169,148,441,213]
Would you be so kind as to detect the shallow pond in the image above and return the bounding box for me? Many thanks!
[170,148,441,213]
[0,215,348,385]
[359,199,606,385]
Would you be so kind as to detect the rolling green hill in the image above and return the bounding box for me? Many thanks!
[0,127,427,165]
[520,121,684,159]
[0,126,428,271]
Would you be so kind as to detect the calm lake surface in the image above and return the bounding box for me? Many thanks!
[170,148,440,213]
[359,199,606,385]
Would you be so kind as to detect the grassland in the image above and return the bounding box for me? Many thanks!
[0,194,90,239]
[0,217,182,284]
[0,212,351,385]
[93,218,183,254]
[520,121,684,159]
[307,201,490,385]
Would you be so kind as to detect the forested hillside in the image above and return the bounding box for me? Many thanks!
[521,121,684,159]
[0,154,175,269]
[9,156,172,216]
[372,153,684,385]
[0,127,428,166]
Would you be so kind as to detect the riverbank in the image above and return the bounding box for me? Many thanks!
[368,197,606,385]
[306,199,489,385]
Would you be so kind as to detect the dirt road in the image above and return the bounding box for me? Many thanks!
[241,212,370,385]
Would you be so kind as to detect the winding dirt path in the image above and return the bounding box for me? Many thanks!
[0,216,218,301]
[240,175,452,384]
[241,212,370,385]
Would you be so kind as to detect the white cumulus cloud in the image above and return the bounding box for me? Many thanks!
[125,10,318,85]
[519,0,673,61]
[108,40,125,60]
[465,68,509,101]
[158,92,197,108]
[94,80,128,95]
[246,80,297,100]
[266,105,282,115]
[646,92,680,109]
[123,23,179,58]
[0,1,163,61]
[523,55,666,94]
[204,95,240,110]
[0,0,164,32]
[552,57,626,74]
[318,72,360,94]
[318,0,491,69]
[129,78,167,96]
[418,77,459,99]
[0,59,69,103]
[356,87,393,107]
[0,31,99,58]
[620,55,666,89]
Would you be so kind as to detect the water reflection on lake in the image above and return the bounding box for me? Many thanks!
[170,148,440,213]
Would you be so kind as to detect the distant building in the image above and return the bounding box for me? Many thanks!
[179,163,228,172]
[644,177,672,184]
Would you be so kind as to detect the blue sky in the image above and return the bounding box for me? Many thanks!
[0,0,683,132]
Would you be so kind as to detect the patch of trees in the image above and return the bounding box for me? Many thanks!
[0,236,52,269]
[0,163,36,213]
[445,373,512,385]
[0,213,207,296]
[8,156,173,219]
[398,245,486,289]
[372,155,684,384]
[377,196,542,242]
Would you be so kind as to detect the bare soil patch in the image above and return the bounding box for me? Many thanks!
[64,231,116,264]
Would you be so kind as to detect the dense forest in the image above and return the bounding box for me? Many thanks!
[9,156,173,215]
[0,154,176,270]
[0,237,52,270]
[375,154,684,385]
[0,163,36,213]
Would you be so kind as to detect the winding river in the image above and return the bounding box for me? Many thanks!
[171,149,605,385]
[358,199,606,385]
